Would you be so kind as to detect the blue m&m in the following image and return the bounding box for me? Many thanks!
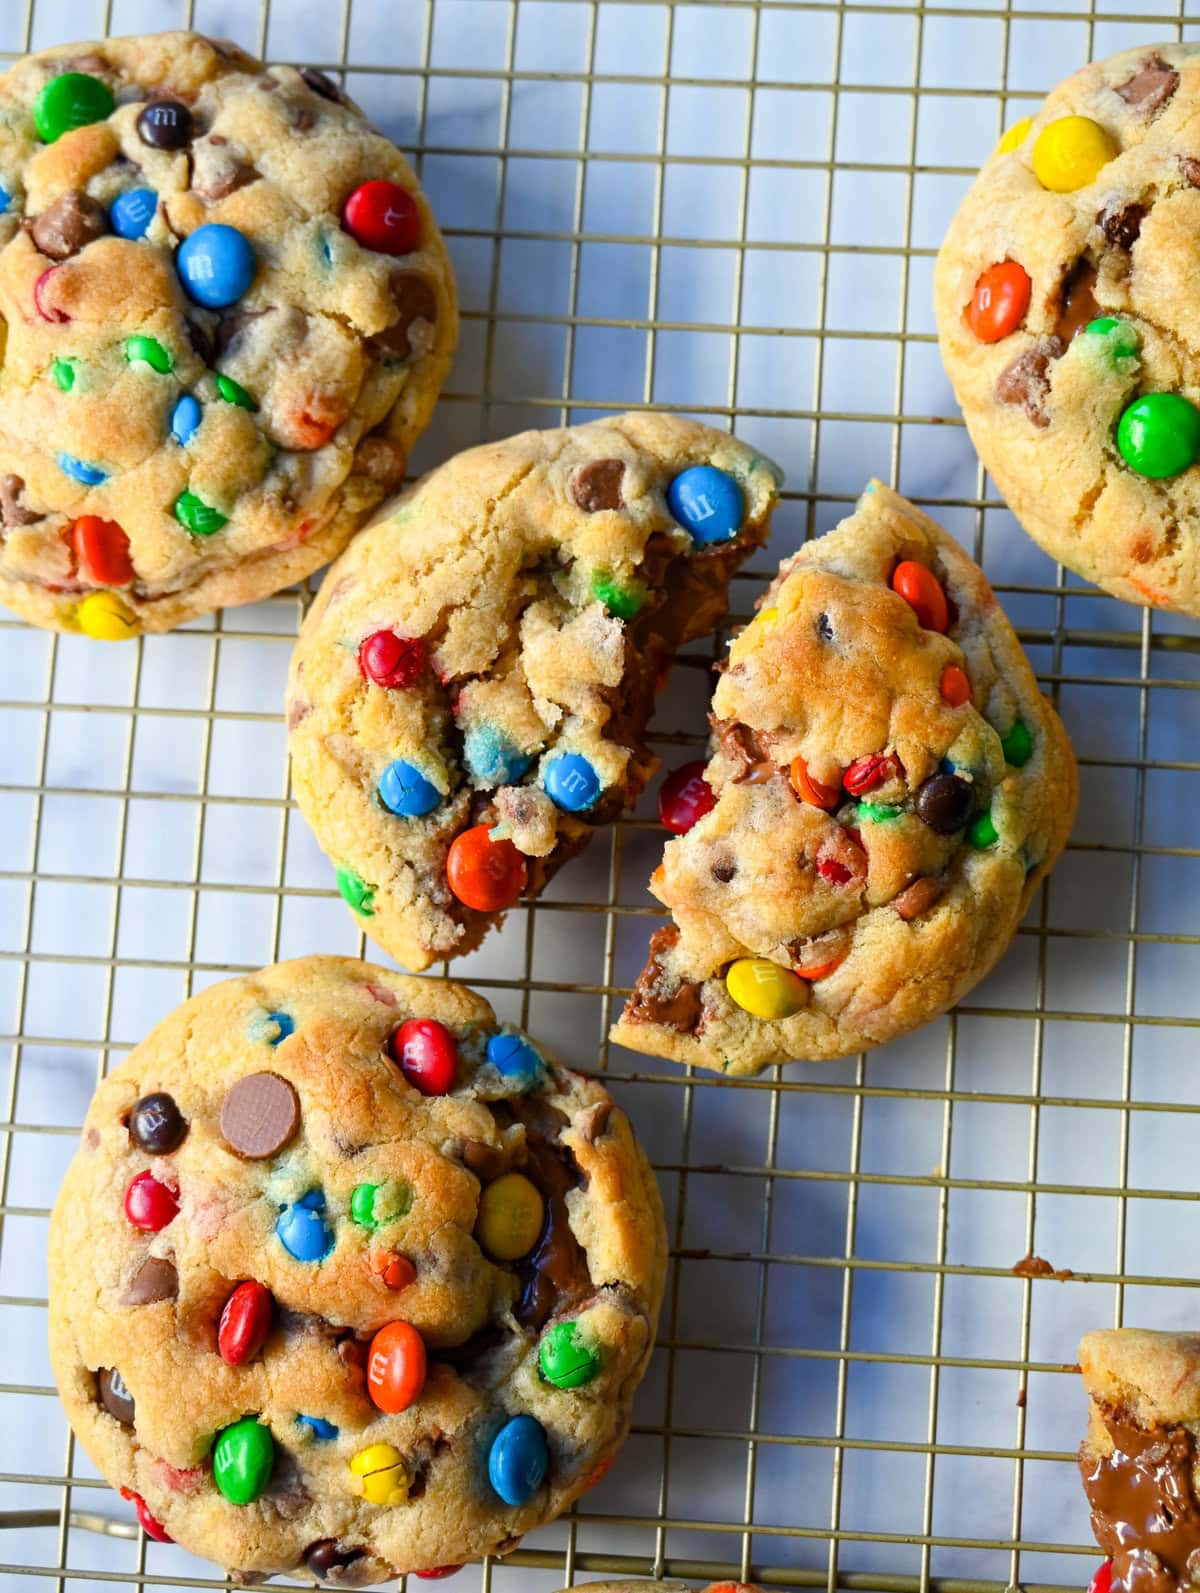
[109,188,156,241]
[0,185,12,215]
[58,452,107,486]
[296,1415,338,1441]
[171,394,202,446]
[463,725,532,787]
[176,223,256,309]
[544,752,601,812]
[486,1031,544,1088]
[487,1414,549,1507]
[276,1189,334,1262]
[379,759,440,818]
[667,464,744,544]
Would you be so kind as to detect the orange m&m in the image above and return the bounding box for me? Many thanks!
[966,261,1031,344]
[366,1319,427,1414]
[789,755,841,810]
[891,561,949,633]
[71,516,133,587]
[939,664,971,706]
[446,824,527,912]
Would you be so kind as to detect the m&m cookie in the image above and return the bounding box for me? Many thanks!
[935,43,1200,614]
[287,413,780,971]
[0,31,456,636]
[1076,1327,1200,1593]
[611,482,1077,1076]
[48,956,665,1580]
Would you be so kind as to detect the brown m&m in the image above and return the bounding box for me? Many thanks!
[122,1255,178,1306]
[137,98,193,150]
[129,1091,187,1155]
[97,1366,135,1425]
[220,1072,300,1159]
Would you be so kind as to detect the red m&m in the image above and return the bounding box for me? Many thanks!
[124,1170,178,1232]
[71,516,133,587]
[217,1280,273,1365]
[446,824,527,912]
[658,760,715,833]
[366,1319,427,1413]
[844,753,896,796]
[391,1017,457,1096]
[359,629,425,688]
[790,755,841,809]
[1088,1562,1113,1593]
[120,1487,172,1543]
[966,261,1031,343]
[891,561,949,632]
[940,664,971,706]
[343,181,420,255]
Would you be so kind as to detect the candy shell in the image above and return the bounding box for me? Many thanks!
[391,1017,457,1096]
[366,1319,427,1413]
[658,760,715,833]
[276,1189,334,1262]
[120,1488,172,1542]
[891,561,949,632]
[128,1091,187,1154]
[170,394,202,446]
[350,1442,409,1506]
[789,756,841,810]
[445,824,526,912]
[995,116,1033,156]
[1001,719,1034,767]
[857,800,902,823]
[0,185,11,215]
[215,372,257,410]
[476,1171,544,1261]
[109,187,157,240]
[940,664,971,707]
[966,261,1031,344]
[463,725,532,786]
[1116,393,1200,480]
[487,1414,549,1507]
[58,452,107,486]
[72,516,133,587]
[342,180,420,255]
[51,357,76,391]
[544,751,601,812]
[358,628,425,688]
[485,1030,543,1087]
[539,1320,602,1389]
[76,589,137,640]
[379,759,441,818]
[370,1250,418,1291]
[34,73,114,144]
[173,490,227,537]
[666,463,744,544]
[218,1280,273,1365]
[124,334,173,374]
[1089,1563,1113,1593]
[213,1417,274,1506]
[591,569,645,619]
[1033,116,1117,193]
[296,1415,338,1441]
[725,958,808,1020]
[123,1169,178,1231]
[336,863,376,916]
[176,223,256,309]
[968,811,999,848]
[350,1182,383,1229]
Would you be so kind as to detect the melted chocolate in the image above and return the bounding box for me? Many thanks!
[1101,200,1147,251]
[499,1095,592,1331]
[712,716,777,783]
[995,339,1064,429]
[624,925,702,1033]
[1081,1416,1200,1593]
[1116,56,1179,114]
[1056,261,1102,343]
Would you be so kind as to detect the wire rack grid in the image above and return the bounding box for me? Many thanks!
[2,0,1200,1589]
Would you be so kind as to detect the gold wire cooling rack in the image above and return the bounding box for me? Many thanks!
[3,0,1200,1589]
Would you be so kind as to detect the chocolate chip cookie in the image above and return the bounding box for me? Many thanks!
[48,956,665,1581]
[1078,1327,1200,1593]
[611,481,1077,1076]
[935,43,1200,614]
[0,31,455,636]
[287,413,780,972]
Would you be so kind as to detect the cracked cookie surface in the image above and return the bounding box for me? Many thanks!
[1078,1328,1200,1593]
[611,481,1077,1076]
[48,956,665,1581]
[935,42,1200,615]
[287,413,779,972]
[0,31,455,635]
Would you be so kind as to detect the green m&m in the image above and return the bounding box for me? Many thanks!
[50,357,76,392]
[125,334,174,374]
[539,1319,602,1389]
[213,1416,275,1505]
[215,373,258,411]
[33,73,115,144]
[336,863,375,917]
[857,801,902,824]
[350,1180,411,1229]
[1001,718,1033,768]
[1116,392,1200,480]
[968,811,998,849]
[591,569,645,621]
[174,490,228,537]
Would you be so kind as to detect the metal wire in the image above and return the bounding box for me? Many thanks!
[1,0,1197,1589]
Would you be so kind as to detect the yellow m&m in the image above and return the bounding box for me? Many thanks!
[475,1171,544,1262]
[1032,116,1116,192]
[994,116,1033,157]
[725,958,809,1020]
[76,590,138,641]
[349,1442,409,1506]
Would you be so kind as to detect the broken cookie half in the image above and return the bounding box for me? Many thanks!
[611,480,1077,1076]
[287,413,779,971]
[1078,1328,1200,1593]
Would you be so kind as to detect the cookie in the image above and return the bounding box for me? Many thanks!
[610,481,1077,1076]
[1078,1327,1200,1593]
[0,31,455,636]
[287,413,780,972]
[48,956,666,1581]
[935,42,1200,615]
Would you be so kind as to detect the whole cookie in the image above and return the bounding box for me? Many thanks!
[0,32,455,636]
[1077,1327,1200,1593]
[935,43,1200,615]
[287,413,780,971]
[611,481,1077,1076]
[48,956,665,1581]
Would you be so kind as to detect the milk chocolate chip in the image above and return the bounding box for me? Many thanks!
[572,458,626,513]
[372,273,437,360]
[0,474,41,527]
[1116,55,1179,114]
[220,1072,300,1159]
[301,68,344,103]
[891,875,947,921]
[1099,199,1146,251]
[31,190,106,260]
[122,1255,178,1306]
[625,925,702,1033]
[1055,260,1101,343]
[994,338,1064,430]
[97,1367,135,1425]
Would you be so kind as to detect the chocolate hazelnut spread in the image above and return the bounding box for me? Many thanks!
[1080,1416,1200,1593]
[625,925,702,1032]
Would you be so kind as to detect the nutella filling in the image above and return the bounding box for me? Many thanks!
[1080,1414,1200,1593]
